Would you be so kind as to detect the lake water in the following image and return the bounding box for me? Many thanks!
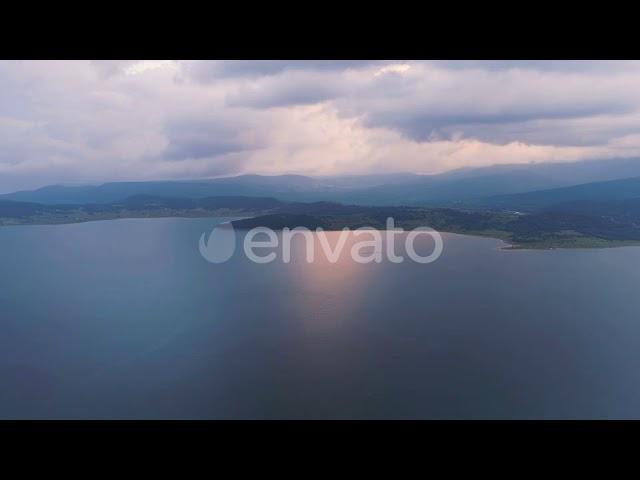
[1,217,640,419]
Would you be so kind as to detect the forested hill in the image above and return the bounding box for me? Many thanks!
[231,202,640,249]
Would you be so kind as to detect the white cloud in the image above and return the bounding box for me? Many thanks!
[124,60,178,76]
[373,63,411,77]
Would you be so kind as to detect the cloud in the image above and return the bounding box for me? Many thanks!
[225,70,349,108]
[1,60,640,192]
[429,60,640,73]
[162,112,267,161]
[182,60,382,81]
[374,63,411,77]
[90,60,140,78]
[334,62,639,142]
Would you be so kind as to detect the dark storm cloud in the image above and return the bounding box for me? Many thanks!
[177,60,640,147]
[183,60,383,81]
[225,71,347,108]
[162,113,266,161]
[356,101,635,142]
[332,61,640,143]
[164,135,251,161]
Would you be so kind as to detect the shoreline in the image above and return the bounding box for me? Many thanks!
[4,213,640,251]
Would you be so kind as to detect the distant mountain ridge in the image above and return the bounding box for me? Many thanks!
[4,157,640,207]
[478,176,640,212]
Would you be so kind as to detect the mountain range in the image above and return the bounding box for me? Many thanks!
[5,157,640,207]
[3,157,640,248]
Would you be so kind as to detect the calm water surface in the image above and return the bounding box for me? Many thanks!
[1,217,640,419]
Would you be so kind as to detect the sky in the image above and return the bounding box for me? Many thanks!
[2,60,640,192]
